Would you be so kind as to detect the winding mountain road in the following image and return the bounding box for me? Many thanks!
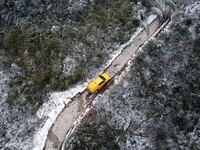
[44,9,172,150]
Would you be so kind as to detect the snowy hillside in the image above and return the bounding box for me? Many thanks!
[0,0,159,149]
[64,0,200,149]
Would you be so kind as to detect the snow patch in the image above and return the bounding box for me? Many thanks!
[50,25,60,33]
[62,57,78,76]
[147,15,157,24]
[185,2,200,16]
[0,71,10,103]
[33,83,86,150]
[0,63,21,104]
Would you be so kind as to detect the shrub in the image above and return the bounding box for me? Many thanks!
[26,95,35,105]
[115,30,127,44]
[175,116,188,131]
[146,41,159,57]
[6,88,19,106]
[0,31,4,49]
[50,77,60,90]
[191,144,198,150]
[4,26,26,55]
[155,129,168,150]
[141,0,153,11]
[63,72,85,90]
[31,65,51,90]
[184,19,193,26]
[25,30,42,55]
[193,37,200,58]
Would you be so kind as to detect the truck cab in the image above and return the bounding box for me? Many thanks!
[87,72,110,93]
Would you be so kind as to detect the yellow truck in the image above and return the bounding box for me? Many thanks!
[87,72,110,93]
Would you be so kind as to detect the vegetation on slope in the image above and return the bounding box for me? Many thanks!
[64,1,200,149]
[0,0,154,110]
[0,0,157,149]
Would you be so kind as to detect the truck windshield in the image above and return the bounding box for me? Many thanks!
[99,75,106,81]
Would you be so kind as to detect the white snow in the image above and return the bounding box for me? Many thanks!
[185,2,200,16]
[0,63,21,104]
[147,15,157,24]
[32,14,159,150]
[33,83,86,150]
[62,57,78,76]
[0,71,10,103]
[50,25,60,32]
